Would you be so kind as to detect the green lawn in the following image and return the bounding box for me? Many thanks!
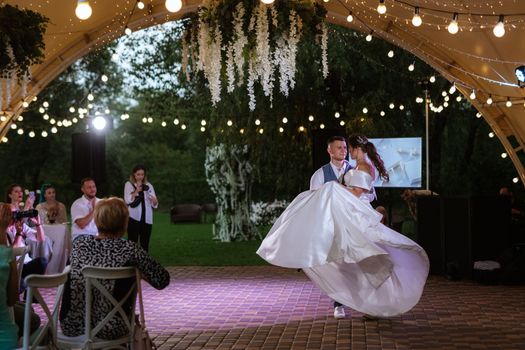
[145,212,270,266]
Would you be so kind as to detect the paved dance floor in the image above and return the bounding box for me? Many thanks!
[142,266,525,350]
[38,265,525,349]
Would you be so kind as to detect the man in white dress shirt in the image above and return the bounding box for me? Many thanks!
[70,178,100,241]
[309,135,352,319]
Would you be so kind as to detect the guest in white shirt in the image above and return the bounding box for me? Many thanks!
[70,178,100,241]
[123,165,158,252]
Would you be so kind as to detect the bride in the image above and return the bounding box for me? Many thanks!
[257,135,429,318]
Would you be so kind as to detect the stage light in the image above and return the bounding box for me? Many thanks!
[448,13,459,34]
[75,0,92,20]
[493,15,505,38]
[165,0,182,13]
[412,7,422,27]
[92,116,107,130]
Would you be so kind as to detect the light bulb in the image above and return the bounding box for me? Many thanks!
[387,50,394,58]
[346,13,353,23]
[165,0,182,13]
[75,0,92,20]
[366,32,373,42]
[408,63,415,71]
[261,0,275,4]
[93,116,107,130]
[506,98,512,108]
[137,1,145,10]
[513,177,519,183]
[429,75,436,83]
[489,132,494,138]
[101,74,108,82]
[470,90,476,100]
[493,15,505,38]
[125,27,132,35]
[87,93,94,101]
[448,13,459,34]
[412,7,422,27]
[29,131,35,138]
[377,0,386,14]
[501,153,508,159]
[320,124,325,129]
[449,83,456,94]
[487,95,493,105]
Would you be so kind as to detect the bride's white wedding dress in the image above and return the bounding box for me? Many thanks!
[256,170,429,317]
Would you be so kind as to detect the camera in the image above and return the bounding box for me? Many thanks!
[142,184,149,191]
[13,209,39,221]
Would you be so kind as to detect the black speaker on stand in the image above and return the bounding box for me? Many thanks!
[71,132,106,184]
[311,128,347,172]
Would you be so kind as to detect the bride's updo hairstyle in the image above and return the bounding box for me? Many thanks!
[348,134,389,182]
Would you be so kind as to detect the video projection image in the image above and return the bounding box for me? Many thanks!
[353,137,422,188]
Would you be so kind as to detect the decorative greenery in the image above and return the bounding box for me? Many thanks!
[250,200,289,226]
[182,0,328,110]
[205,144,260,242]
[0,4,49,79]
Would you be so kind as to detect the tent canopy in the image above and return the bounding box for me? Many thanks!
[1,0,524,181]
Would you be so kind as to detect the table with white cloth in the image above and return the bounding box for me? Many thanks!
[28,224,71,274]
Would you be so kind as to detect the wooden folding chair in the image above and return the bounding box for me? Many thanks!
[58,266,138,350]
[21,265,70,350]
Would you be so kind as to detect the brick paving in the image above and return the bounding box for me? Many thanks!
[38,265,525,349]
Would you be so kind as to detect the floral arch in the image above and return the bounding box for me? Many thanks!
[1,0,524,183]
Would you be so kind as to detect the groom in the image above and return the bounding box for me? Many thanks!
[309,135,352,319]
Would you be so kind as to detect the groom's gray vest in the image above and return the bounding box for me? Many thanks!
[322,162,352,183]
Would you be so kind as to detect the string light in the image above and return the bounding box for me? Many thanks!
[501,152,508,159]
[412,7,422,27]
[408,62,415,71]
[334,112,340,118]
[320,124,325,129]
[486,95,493,105]
[387,50,394,58]
[227,120,233,126]
[124,27,132,35]
[470,90,476,100]
[493,15,505,38]
[282,117,288,123]
[366,32,373,42]
[449,83,456,94]
[429,76,436,83]
[489,132,495,138]
[308,115,314,121]
[279,127,284,133]
[447,13,459,34]
[363,107,368,114]
[513,177,519,184]
[75,0,92,20]
[377,0,387,15]
[346,12,353,23]
[165,0,183,13]
[137,0,145,10]
[261,0,275,4]
[506,98,512,108]
[101,75,108,82]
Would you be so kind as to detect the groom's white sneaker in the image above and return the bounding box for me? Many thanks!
[333,306,346,319]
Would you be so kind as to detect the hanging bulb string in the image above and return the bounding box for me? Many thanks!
[392,0,525,18]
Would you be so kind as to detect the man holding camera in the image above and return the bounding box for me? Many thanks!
[71,178,100,241]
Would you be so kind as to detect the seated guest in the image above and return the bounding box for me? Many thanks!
[6,183,35,213]
[4,186,48,291]
[60,197,170,340]
[70,178,100,241]
[36,184,68,224]
[0,203,41,341]
[0,203,19,349]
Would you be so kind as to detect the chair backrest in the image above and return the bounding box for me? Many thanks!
[13,246,30,292]
[82,266,138,348]
[22,265,71,350]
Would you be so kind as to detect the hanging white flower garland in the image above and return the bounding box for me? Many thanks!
[183,0,328,111]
